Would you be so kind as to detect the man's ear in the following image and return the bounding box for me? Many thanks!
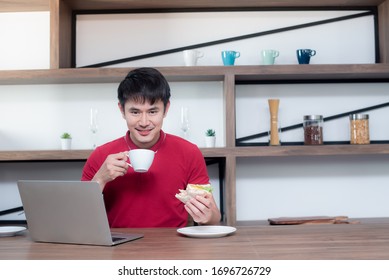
[164,101,171,117]
[118,102,125,118]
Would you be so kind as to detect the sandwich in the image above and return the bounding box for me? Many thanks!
[175,184,213,203]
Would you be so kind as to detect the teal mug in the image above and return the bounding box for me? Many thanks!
[222,50,240,66]
[297,49,316,64]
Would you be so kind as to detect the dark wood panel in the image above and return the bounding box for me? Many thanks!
[379,1,389,63]
[50,0,73,69]
[225,155,237,226]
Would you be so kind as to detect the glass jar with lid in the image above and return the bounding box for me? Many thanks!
[303,115,323,145]
[349,114,369,144]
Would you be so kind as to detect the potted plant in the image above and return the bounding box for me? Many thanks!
[60,132,72,150]
[205,129,216,148]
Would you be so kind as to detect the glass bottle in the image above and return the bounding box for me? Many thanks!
[350,114,369,144]
[303,115,323,145]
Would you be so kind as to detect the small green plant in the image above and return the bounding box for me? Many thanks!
[60,132,72,139]
[205,129,216,137]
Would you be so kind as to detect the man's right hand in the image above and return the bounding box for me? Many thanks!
[92,151,129,190]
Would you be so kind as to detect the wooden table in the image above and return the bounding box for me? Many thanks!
[1,221,389,260]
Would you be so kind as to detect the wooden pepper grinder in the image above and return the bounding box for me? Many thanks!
[268,99,280,146]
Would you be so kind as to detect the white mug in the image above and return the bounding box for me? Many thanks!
[183,50,204,66]
[127,149,155,173]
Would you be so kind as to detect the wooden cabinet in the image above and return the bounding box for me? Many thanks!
[2,0,389,225]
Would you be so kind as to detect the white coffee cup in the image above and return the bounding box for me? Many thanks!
[127,149,155,173]
[183,50,204,66]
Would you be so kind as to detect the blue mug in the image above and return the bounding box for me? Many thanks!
[296,49,316,64]
[222,50,240,66]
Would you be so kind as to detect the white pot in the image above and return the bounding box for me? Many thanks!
[205,136,216,148]
[61,139,72,150]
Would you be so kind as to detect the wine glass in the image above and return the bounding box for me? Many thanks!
[90,108,98,149]
[180,107,190,139]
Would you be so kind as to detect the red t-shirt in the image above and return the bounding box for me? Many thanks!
[81,131,209,228]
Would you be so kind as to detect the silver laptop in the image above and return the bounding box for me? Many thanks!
[17,180,143,246]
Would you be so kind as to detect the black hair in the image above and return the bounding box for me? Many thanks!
[117,67,171,110]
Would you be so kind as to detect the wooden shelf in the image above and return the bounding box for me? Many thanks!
[0,67,226,85]
[0,148,231,162]
[1,0,386,12]
[233,144,389,157]
[0,0,48,12]
[65,0,388,10]
[2,145,389,162]
[234,64,389,82]
[0,150,92,161]
[1,64,389,85]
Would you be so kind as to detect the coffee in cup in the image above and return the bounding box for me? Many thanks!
[127,149,155,173]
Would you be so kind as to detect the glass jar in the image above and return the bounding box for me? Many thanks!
[350,114,370,144]
[303,115,323,145]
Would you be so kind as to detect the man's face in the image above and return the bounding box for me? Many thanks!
[119,99,169,149]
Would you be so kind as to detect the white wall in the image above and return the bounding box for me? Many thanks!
[235,83,389,220]
[0,12,49,70]
[1,10,388,222]
[236,155,389,220]
[236,83,389,143]
[0,82,224,150]
[76,11,374,67]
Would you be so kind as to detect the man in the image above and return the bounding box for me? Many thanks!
[82,67,221,228]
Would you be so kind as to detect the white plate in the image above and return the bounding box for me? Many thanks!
[0,226,27,237]
[177,226,236,238]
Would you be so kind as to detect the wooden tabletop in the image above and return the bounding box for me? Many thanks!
[1,222,389,260]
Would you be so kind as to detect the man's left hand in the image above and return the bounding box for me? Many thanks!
[184,193,221,225]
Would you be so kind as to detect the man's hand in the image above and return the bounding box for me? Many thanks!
[92,152,129,190]
[184,193,221,225]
